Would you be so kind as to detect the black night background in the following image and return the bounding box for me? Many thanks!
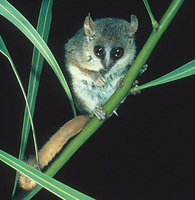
[0,0,195,199]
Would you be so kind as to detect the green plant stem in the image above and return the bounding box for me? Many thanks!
[105,0,184,119]
[12,0,184,199]
[143,0,159,29]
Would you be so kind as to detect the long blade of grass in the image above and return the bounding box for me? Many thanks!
[19,0,53,162]
[0,149,95,200]
[0,35,39,193]
[0,35,38,159]
[11,0,53,197]
[0,0,76,116]
[138,59,195,90]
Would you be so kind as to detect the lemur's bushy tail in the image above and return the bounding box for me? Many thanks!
[19,115,90,190]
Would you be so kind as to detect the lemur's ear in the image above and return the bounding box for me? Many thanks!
[84,13,95,37]
[129,14,138,35]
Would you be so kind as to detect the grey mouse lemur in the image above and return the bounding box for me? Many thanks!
[19,13,138,190]
[65,13,138,120]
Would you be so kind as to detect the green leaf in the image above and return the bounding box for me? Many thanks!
[0,0,76,116]
[0,35,37,157]
[12,0,54,197]
[0,34,39,197]
[19,0,53,169]
[0,149,95,200]
[139,59,195,90]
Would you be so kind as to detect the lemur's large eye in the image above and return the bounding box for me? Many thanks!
[94,46,104,58]
[111,47,124,60]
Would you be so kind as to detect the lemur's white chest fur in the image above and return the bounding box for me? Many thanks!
[68,51,134,115]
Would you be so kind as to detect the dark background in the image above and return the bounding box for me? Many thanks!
[1,0,195,199]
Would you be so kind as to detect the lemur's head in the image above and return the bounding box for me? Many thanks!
[84,14,138,72]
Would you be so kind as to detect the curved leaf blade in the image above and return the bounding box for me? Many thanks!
[0,34,40,197]
[0,149,95,200]
[0,0,76,116]
[139,59,195,90]
[19,0,53,166]
[0,35,38,157]
[12,0,54,197]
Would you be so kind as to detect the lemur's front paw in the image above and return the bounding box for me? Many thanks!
[91,72,106,86]
[93,106,106,120]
